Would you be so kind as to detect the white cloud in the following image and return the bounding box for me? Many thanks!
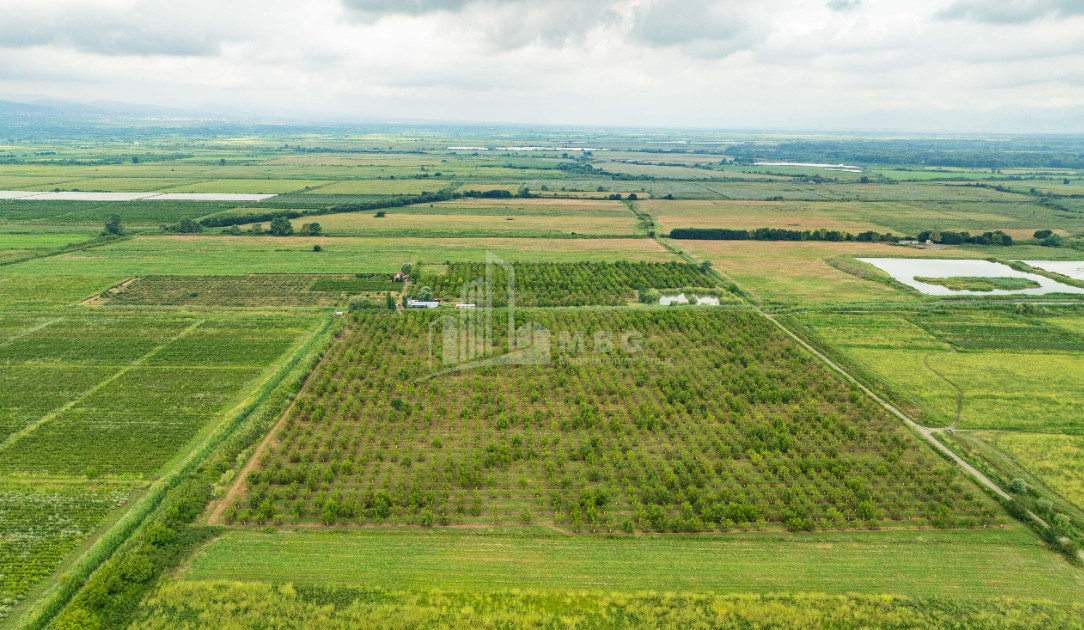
[0,0,1081,130]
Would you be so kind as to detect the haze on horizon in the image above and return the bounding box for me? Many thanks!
[1,0,1083,132]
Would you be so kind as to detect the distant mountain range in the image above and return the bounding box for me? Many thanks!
[1,96,1083,137]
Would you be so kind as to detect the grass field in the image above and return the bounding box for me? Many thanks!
[677,240,991,305]
[129,581,1084,629]
[251,212,640,238]
[0,235,675,276]
[982,432,1084,511]
[643,199,898,234]
[178,527,1084,601]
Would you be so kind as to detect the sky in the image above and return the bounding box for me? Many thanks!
[1,0,1083,131]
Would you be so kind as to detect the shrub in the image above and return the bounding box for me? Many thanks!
[348,296,376,311]
[1009,478,1028,494]
[638,288,661,304]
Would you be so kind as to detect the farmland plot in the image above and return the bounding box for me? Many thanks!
[0,483,132,621]
[408,261,719,306]
[102,274,397,308]
[228,310,996,532]
[0,312,320,477]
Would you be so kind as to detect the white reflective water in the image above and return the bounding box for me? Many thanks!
[0,191,277,202]
[1022,260,1084,283]
[857,258,1084,296]
[754,161,862,172]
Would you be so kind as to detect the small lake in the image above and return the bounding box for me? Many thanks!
[659,293,720,306]
[0,191,277,202]
[754,161,862,173]
[857,258,1084,296]
[1022,260,1084,283]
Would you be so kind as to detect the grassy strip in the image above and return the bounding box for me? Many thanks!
[178,527,1084,602]
[12,315,341,630]
[0,234,128,268]
[996,259,1084,289]
[129,582,1084,629]
[825,255,921,296]
[914,276,1040,292]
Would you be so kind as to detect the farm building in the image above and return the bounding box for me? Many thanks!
[407,299,440,309]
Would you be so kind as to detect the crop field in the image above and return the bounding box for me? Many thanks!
[158,179,323,194]
[5,133,1084,629]
[642,199,897,235]
[980,431,1084,510]
[176,527,1084,602]
[101,274,397,307]
[0,312,319,476]
[227,310,996,533]
[0,233,93,264]
[0,275,122,307]
[258,211,640,238]
[0,482,132,620]
[0,235,676,276]
[0,199,240,227]
[408,261,720,306]
[306,179,457,195]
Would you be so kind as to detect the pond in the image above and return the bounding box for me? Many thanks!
[857,258,1084,296]
[659,293,720,306]
[0,191,277,202]
[1022,260,1084,283]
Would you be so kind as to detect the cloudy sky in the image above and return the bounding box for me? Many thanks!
[1,0,1082,130]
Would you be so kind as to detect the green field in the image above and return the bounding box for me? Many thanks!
[409,261,717,306]
[178,527,1084,601]
[0,482,133,619]
[4,132,1084,630]
[0,312,319,476]
[230,310,996,533]
[100,274,397,307]
[0,235,674,277]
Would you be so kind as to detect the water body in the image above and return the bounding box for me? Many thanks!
[659,293,721,306]
[858,258,1084,296]
[754,161,862,173]
[0,191,277,202]
[1022,260,1084,283]
[447,146,605,152]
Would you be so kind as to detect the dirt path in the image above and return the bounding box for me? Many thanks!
[205,326,345,525]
